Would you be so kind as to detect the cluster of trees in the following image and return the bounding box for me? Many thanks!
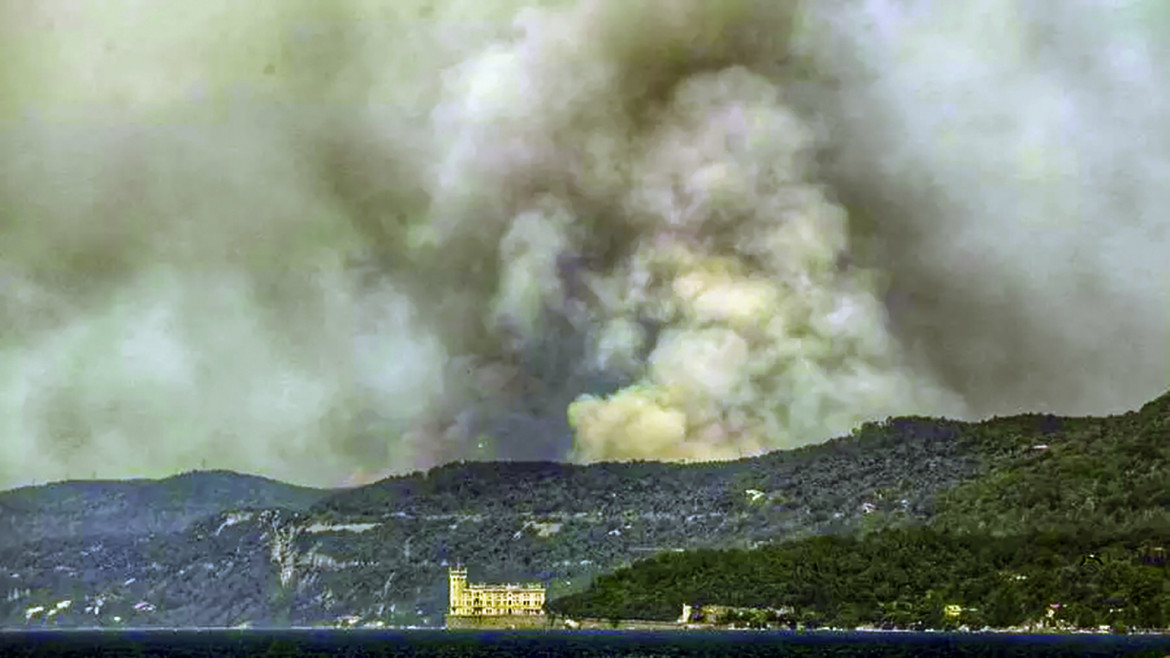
[547,526,1170,630]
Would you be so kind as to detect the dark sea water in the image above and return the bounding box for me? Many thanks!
[2,629,1170,657]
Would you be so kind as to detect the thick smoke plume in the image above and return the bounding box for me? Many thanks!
[1,0,1166,489]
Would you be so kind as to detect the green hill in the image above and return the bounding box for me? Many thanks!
[548,525,1170,631]
[3,391,1168,629]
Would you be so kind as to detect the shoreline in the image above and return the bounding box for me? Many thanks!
[7,626,1169,636]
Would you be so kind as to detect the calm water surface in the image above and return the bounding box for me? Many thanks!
[2,629,1170,657]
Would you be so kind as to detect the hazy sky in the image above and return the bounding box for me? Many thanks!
[1,0,1167,490]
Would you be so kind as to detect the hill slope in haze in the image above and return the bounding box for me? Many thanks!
[0,470,332,550]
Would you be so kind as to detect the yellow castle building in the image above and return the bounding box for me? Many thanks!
[447,565,545,619]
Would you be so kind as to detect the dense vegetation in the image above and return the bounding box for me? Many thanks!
[548,526,1170,631]
[928,394,1170,539]
[311,420,977,524]
[548,391,1170,630]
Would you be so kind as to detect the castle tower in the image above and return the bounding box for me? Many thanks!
[448,565,468,615]
[445,564,545,627]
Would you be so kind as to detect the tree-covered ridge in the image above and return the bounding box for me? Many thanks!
[0,471,331,550]
[548,526,1170,631]
[312,413,980,528]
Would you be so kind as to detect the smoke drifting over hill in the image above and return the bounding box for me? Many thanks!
[1,0,1167,489]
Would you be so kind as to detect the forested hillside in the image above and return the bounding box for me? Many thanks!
[929,393,1170,538]
[549,526,1170,631]
[3,391,1167,628]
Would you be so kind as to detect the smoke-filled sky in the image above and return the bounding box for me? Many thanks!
[1,0,1167,490]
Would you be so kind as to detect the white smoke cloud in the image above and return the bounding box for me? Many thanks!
[797,0,1170,415]
[0,0,1166,489]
